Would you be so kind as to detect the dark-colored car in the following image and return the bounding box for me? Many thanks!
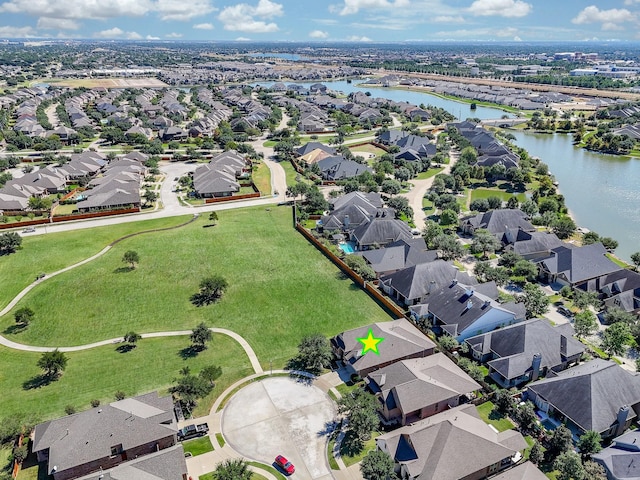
[275,455,295,475]
[557,305,573,318]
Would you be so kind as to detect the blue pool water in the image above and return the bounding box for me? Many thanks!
[339,242,356,254]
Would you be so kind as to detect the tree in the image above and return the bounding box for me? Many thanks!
[213,459,252,480]
[518,284,550,318]
[199,365,222,386]
[573,311,598,339]
[344,255,376,281]
[381,179,402,195]
[123,331,141,347]
[438,335,460,352]
[554,451,585,480]
[553,216,577,240]
[603,307,636,326]
[514,400,537,431]
[14,306,34,327]
[37,349,68,378]
[631,251,640,271]
[432,234,464,260]
[577,430,602,458]
[471,229,501,258]
[582,460,607,480]
[190,322,213,351]
[582,231,600,245]
[602,322,632,358]
[143,188,158,204]
[520,199,538,216]
[360,449,397,480]
[422,220,443,249]
[169,373,212,408]
[493,389,516,415]
[439,209,458,227]
[529,441,544,466]
[549,425,576,459]
[190,275,229,306]
[0,232,22,255]
[499,251,523,268]
[338,388,379,442]
[208,211,219,224]
[512,260,538,282]
[122,250,139,269]
[600,237,618,252]
[291,333,333,375]
[486,196,502,210]
[572,290,601,311]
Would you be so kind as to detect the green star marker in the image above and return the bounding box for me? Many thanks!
[357,329,384,355]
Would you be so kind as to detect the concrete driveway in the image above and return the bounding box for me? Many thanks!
[221,376,336,480]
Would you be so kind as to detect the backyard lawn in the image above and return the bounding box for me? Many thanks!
[470,188,527,204]
[0,206,392,416]
[252,160,271,195]
[476,401,515,432]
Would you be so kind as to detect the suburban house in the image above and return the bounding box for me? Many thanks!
[331,319,436,378]
[192,150,248,198]
[32,392,187,480]
[526,359,640,438]
[426,281,526,341]
[535,243,622,289]
[581,269,640,315]
[460,209,536,241]
[357,238,438,277]
[319,194,391,233]
[465,319,584,388]
[376,404,528,480]
[366,353,481,425]
[316,155,373,181]
[592,430,640,480]
[489,462,548,480]
[350,217,413,250]
[380,260,477,306]
[503,230,564,261]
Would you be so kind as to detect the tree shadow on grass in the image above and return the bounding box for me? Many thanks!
[116,344,135,353]
[178,345,201,359]
[23,373,57,390]
[4,323,27,335]
[340,430,365,457]
[113,266,133,274]
[488,408,507,421]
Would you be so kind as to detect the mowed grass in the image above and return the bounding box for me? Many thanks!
[0,334,253,421]
[1,206,392,368]
[0,215,187,311]
[470,188,527,204]
[252,160,272,195]
[476,402,515,432]
[183,436,214,456]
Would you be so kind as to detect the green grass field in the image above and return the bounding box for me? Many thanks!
[476,402,516,432]
[252,161,272,195]
[416,167,444,180]
[0,206,391,420]
[469,188,527,204]
[183,436,214,456]
[0,216,187,311]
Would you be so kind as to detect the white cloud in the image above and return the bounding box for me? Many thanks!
[468,0,532,18]
[235,36,251,41]
[218,0,283,33]
[433,15,465,23]
[146,34,160,39]
[193,22,214,30]
[338,0,410,15]
[572,6,634,31]
[0,25,36,37]
[346,35,372,41]
[513,35,522,41]
[127,31,142,39]
[165,32,183,37]
[0,0,214,22]
[624,0,640,4]
[95,27,124,37]
[309,30,328,38]
[37,17,80,30]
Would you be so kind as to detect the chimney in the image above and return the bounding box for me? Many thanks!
[344,215,350,227]
[560,335,568,358]
[616,405,630,437]
[531,353,542,381]
[466,300,473,310]
[451,279,458,287]
[482,300,491,309]
[465,288,474,298]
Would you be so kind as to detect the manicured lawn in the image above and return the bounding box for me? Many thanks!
[281,160,303,187]
[422,197,434,215]
[252,160,272,195]
[476,402,515,432]
[606,253,631,269]
[470,188,527,204]
[182,436,214,456]
[246,461,286,480]
[0,335,253,421]
[52,203,77,216]
[348,144,386,157]
[340,430,380,467]
[1,206,391,372]
[416,167,444,180]
[216,432,226,447]
[0,215,187,311]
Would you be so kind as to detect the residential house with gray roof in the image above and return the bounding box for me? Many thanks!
[331,319,436,378]
[376,404,527,480]
[366,353,480,426]
[32,392,186,480]
[380,260,477,306]
[595,269,640,315]
[490,462,548,480]
[593,430,640,480]
[358,238,438,277]
[526,359,640,438]
[536,243,622,289]
[504,230,564,261]
[460,209,536,240]
[466,319,584,388]
[351,216,412,250]
[426,282,526,341]
[316,155,373,182]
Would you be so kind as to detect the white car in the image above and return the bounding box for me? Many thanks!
[22,227,36,233]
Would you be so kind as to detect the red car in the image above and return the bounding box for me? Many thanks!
[275,455,295,475]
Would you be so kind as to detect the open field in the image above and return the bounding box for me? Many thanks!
[0,206,392,366]
[252,160,272,195]
[0,334,253,421]
[0,216,187,311]
[47,78,168,88]
[470,188,527,204]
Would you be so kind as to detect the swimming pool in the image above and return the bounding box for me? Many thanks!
[339,242,356,254]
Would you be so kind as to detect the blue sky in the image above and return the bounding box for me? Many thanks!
[0,0,639,42]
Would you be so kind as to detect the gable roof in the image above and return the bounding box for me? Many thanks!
[330,191,383,210]
[466,319,584,381]
[507,231,564,256]
[462,209,535,237]
[351,217,413,247]
[368,353,480,415]
[528,360,640,433]
[537,243,622,284]
[33,392,176,475]
[333,319,436,374]
[295,141,336,156]
[359,238,438,274]
[378,404,527,480]
[490,462,548,480]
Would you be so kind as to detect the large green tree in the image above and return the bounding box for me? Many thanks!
[518,284,550,318]
[213,459,252,480]
[291,333,333,375]
[573,311,598,339]
[14,306,34,327]
[554,451,585,480]
[338,388,379,442]
[190,322,213,351]
[360,449,397,480]
[37,349,68,378]
[190,275,229,306]
[602,322,632,358]
[471,229,501,258]
[577,430,602,458]
[0,232,22,255]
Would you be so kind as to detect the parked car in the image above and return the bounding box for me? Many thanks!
[557,305,573,318]
[177,422,209,440]
[275,455,295,475]
[22,227,36,233]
